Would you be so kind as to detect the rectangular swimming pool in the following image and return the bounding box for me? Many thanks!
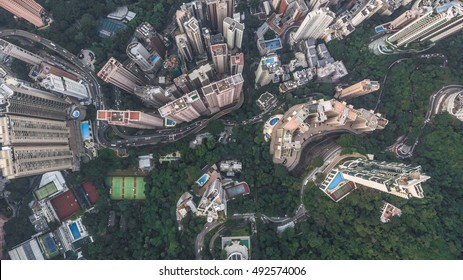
[69,223,81,240]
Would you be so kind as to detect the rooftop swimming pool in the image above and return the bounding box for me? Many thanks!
[327,172,346,191]
[264,57,275,64]
[69,222,81,240]
[264,39,282,50]
[196,174,210,186]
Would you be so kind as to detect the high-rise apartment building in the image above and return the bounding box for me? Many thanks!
[230,53,244,75]
[321,159,430,201]
[350,0,385,26]
[255,53,282,87]
[206,0,232,33]
[134,22,166,56]
[201,74,243,113]
[175,34,194,62]
[174,74,195,94]
[223,17,244,49]
[279,0,309,24]
[307,0,329,12]
[126,42,163,73]
[0,115,70,146]
[40,74,89,100]
[387,2,463,47]
[0,83,69,120]
[133,86,176,108]
[210,43,229,75]
[188,63,216,88]
[184,17,206,55]
[0,78,74,179]
[97,110,163,129]
[0,145,73,179]
[97,57,143,94]
[0,38,42,65]
[176,5,193,34]
[291,7,336,42]
[335,79,380,100]
[0,0,53,28]
[158,90,208,123]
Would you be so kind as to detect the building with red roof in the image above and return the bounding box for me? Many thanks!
[82,181,99,205]
[50,190,81,221]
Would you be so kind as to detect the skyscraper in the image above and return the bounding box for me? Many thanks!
[335,79,380,100]
[206,0,232,33]
[0,145,73,179]
[321,159,430,201]
[97,57,143,94]
[255,53,282,87]
[0,77,75,179]
[201,74,243,113]
[387,2,463,47]
[229,53,244,75]
[350,0,385,27]
[0,115,70,146]
[0,0,53,28]
[223,17,244,49]
[134,22,166,56]
[188,63,216,88]
[175,34,195,62]
[97,110,164,129]
[291,7,336,42]
[158,90,208,123]
[184,17,206,55]
[0,82,70,120]
[126,42,163,73]
[210,43,229,75]
[133,86,176,108]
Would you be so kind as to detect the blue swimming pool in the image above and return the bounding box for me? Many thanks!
[150,55,159,62]
[69,223,81,240]
[327,172,346,191]
[269,117,279,126]
[264,39,282,50]
[80,122,91,141]
[196,174,210,186]
[375,26,385,33]
[166,119,175,125]
[264,57,275,64]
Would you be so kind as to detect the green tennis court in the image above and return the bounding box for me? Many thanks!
[108,176,146,200]
[35,181,58,200]
[110,177,123,199]
[135,177,146,199]
[124,177,135,199]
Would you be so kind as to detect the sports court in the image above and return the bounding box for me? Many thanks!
[107,176,146,200]
[37,234,59,259]
[35,181,58,201]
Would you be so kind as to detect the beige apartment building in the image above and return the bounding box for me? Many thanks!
[97,110,163,129]
[0,0,53,28]
[97,57,143,94]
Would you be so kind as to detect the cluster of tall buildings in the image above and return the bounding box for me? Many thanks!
[0,81,76,179]
[384,1,463,48]
[96,1,246,128]
[269,99,388,168]
[159,73,243,123]
[0,0,53,28]
[174,0,244,64]
[257,40,348,90]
